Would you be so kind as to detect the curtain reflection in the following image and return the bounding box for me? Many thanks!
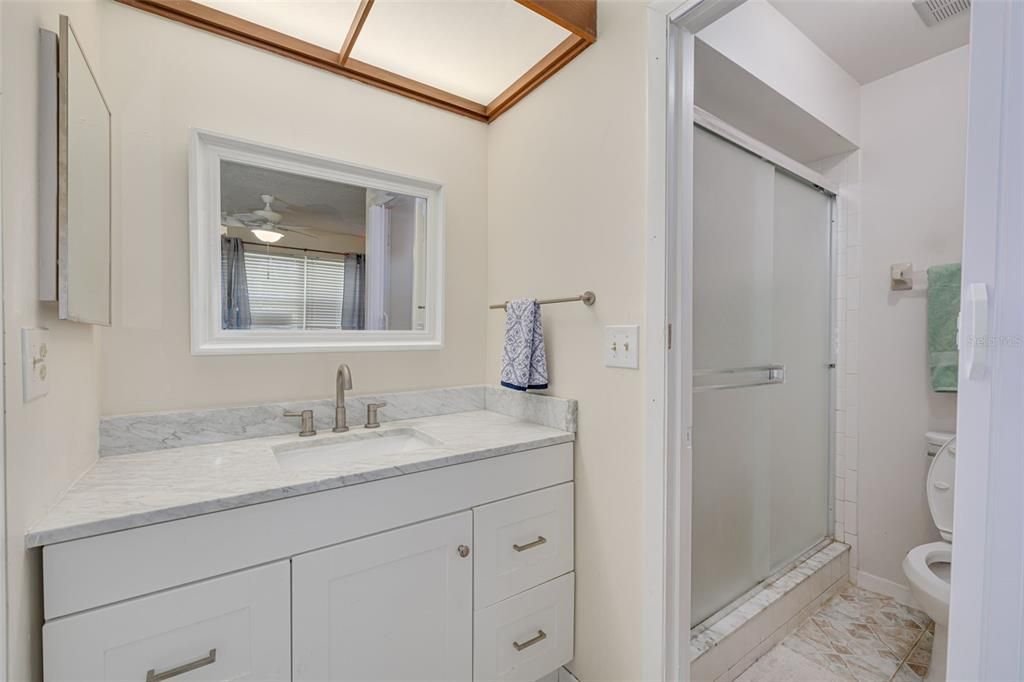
[221,236,251,329]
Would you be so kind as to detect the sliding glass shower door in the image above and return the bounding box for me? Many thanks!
[690,127,832,627]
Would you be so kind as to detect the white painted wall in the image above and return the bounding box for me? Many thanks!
[857,46,969,590]
[487,3,647,679]
[698,0,862,146]
[1,2,105,679]
[98,1,489,415]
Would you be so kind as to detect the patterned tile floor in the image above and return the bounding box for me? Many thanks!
[738,584,935,682]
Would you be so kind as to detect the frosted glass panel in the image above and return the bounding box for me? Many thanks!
[690,128,831,627]
[769,172,831,568]
[691,129,775,626]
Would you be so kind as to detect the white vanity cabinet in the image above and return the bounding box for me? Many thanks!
[292,512,474,681]
[41,443,575,682]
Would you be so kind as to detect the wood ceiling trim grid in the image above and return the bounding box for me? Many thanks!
[115,0,596,122]
[338,0,374,65]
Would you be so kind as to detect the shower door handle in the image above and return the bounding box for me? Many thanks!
[693,364,785,392]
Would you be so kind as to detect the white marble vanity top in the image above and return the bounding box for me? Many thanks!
[27,410,573,548]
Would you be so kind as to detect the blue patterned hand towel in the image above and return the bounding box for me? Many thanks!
[500,299,549,391]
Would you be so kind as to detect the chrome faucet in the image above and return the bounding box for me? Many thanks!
[334,364,353,432]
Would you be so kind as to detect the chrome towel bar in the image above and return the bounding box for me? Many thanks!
[693,364,786,392]
[489,291,596,310]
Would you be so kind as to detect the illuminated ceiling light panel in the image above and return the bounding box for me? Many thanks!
[350,0,570,104]
[116,0,596,120]
[198,0,362,51]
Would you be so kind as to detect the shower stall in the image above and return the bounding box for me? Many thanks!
[690,124,835,627]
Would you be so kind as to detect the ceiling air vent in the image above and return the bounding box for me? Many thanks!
[913,0,971,27]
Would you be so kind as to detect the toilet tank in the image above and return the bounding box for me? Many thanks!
[926,431,955,456]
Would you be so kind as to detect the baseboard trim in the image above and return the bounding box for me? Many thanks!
[854,569,917,608]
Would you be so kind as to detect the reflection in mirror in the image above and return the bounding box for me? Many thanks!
[219,162,428,332]
[190,129,443,354]
[60,15,112,325]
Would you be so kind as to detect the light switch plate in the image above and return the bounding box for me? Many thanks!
[22,328,50,402]
[605,325,639,369]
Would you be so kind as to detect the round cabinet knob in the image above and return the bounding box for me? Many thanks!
[457,544,471,558]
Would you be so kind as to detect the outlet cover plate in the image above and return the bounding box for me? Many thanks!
[605,325,639,369]
[22,328,50,402]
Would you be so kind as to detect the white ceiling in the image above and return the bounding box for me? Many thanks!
[769,0,970,85]
[221,161,369,236]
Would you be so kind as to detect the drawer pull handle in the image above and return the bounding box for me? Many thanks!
[146,649,217,682]
[513,536,548,552]
[513,630,547,652]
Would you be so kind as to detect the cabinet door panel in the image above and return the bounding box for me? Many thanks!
[293,511,473,681]
[43,562,290,682]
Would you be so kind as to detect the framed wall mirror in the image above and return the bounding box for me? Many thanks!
[46,15,112,325]
[189,130,444,354]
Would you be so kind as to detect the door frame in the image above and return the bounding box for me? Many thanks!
[645,1,837,678]
[647,2,1024,681]
[947,2,1024,679]
[643,2,745,680]
[0,3,8,669]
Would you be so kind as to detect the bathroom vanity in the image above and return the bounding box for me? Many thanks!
[30,393,576,682]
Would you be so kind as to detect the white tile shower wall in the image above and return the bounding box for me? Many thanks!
[812,151,862,575]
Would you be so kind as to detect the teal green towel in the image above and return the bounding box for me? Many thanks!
[927,263,961,392]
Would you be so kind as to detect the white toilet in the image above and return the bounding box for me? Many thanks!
[903,432,956,682]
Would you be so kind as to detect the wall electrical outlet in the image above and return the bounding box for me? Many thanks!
[22,328,50,402]
[605,325,639,369]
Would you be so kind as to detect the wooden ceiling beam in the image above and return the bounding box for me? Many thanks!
[515,0,597,44]
[338,0,375,65]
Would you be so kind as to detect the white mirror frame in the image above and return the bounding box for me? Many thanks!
[189,129,445,355]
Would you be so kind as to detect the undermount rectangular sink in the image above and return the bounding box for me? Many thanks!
[274,429,439,471]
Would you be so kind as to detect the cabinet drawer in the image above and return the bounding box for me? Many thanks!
[43,562,290,682]
[474,483,573,607]
[473,573,574,682]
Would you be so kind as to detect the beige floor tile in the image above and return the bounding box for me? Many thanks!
[842,651,901,681]
[891,663,923,682]
[741,584,933,682]
[736,644,848,682]
[905,630,933,670]
[868,625,922,659]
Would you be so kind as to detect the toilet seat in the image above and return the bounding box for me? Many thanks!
[903,541,952,625]
[926,436,956,541]
[903,433,956,682]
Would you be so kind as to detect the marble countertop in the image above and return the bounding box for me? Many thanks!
[27,410,573,548]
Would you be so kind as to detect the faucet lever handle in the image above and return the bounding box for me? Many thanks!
[283,409,316,437]
[365,402,388,429]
